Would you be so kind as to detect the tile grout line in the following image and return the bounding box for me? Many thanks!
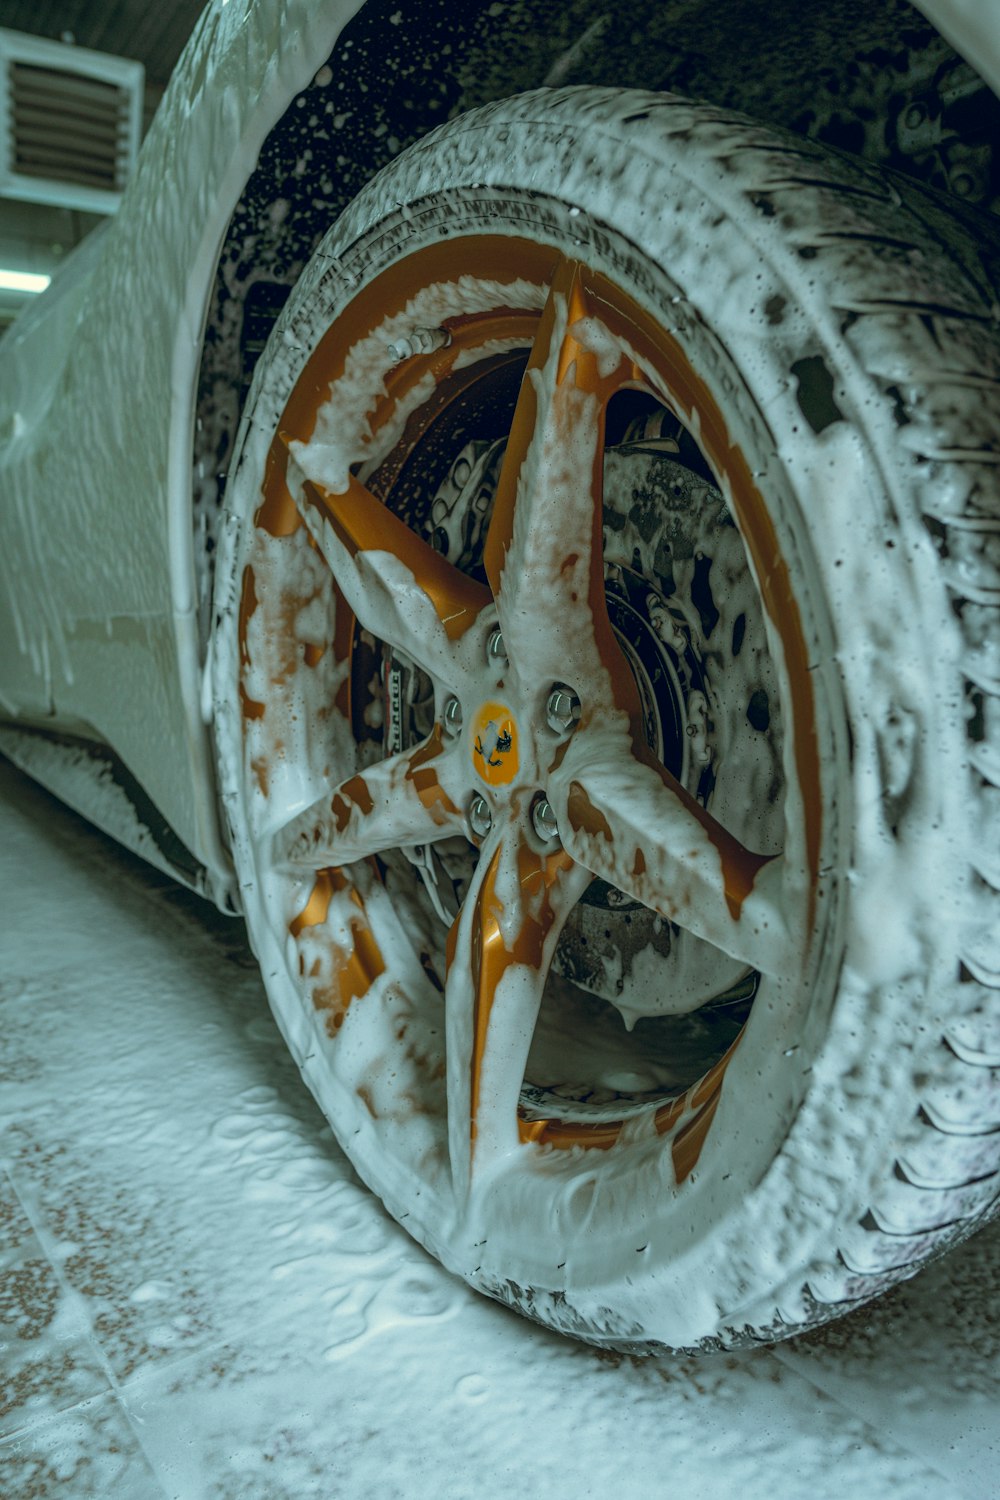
[770,1342,980,1500]
[2,1163,173,1497]
[1,1163,120,1400]
[2,1154,330,1490]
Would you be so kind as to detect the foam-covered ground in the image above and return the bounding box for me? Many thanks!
[1,755,996,1500]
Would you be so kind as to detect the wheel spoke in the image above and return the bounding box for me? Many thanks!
[444,816,590,1187]
[482,257,642,715]
[277,726,466,869]
[281,435,491,674]
[548,719,792,976]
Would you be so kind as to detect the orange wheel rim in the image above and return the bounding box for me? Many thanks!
[238,233,820,1186]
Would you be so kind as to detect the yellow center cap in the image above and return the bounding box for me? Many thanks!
[472,700,519,786]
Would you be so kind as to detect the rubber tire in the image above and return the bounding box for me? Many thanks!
[213,87,1000,1352]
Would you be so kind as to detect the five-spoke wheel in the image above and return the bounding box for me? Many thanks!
[214,88,997,1351]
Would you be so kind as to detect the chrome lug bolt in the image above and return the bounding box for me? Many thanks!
[443,695,463,737]
[486,626,507,667]
[531,797,560,844]
[546,684,581,736]
[468,794,493,840]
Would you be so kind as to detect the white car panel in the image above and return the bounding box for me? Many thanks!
[0,0,362,898]
[914,0,1000,103]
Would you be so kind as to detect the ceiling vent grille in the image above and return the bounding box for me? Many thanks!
[0,29,143,215]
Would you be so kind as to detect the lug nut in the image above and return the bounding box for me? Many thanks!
[531,797,560,844]
[487,627,507,667]
[442,696,463,737]
[468,794,493,840]
[546,684,581,736]
[386,326,451,362]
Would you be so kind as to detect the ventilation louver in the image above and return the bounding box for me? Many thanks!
[0,29,143,215]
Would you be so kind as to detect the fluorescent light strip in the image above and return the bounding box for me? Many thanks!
[0,269,51,294]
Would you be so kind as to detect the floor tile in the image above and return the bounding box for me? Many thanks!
[0,1390,165,1499]
[0,1172,110,1440]
[1,757,997,1499]
[776,1219,1000,1500]
[115,1295,964,1500]
[2,973,370,1385]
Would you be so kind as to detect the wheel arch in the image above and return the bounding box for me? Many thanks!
[192,0,1000,655]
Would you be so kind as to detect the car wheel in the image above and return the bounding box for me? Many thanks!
[211,87,1000,1351]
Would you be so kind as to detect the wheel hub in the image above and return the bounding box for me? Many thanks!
[471,700,519,787]
[366,409,785,1031]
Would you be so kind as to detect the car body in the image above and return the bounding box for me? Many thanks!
[0,0,995,900]
[2,0,999,1352]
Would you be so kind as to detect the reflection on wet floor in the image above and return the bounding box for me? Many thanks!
[1,756,996,1500]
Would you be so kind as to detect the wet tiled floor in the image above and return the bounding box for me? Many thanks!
[1,757,997,1499]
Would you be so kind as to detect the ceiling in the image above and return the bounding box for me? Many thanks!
[0,1,206,100]
[0,2,207,325]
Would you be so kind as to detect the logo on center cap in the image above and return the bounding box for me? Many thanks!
[472,701,519,786]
